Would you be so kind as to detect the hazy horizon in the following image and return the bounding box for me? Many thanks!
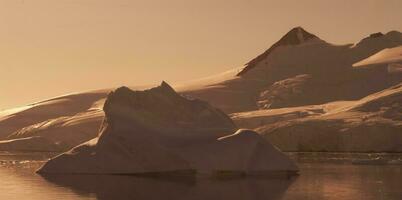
[1,0,402,110]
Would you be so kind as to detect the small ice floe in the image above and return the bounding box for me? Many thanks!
[352,157,402,165]
[388,159,402,165]
[352,157,388,165]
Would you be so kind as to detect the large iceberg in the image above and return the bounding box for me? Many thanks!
[38,82,298,176]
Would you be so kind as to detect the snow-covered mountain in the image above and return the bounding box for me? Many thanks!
[183,27,402,112]
[1,27,401,152]
[232,83,402,152]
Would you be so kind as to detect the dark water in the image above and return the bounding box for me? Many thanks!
[0,152,401,200]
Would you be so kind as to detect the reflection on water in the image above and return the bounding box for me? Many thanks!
[42,174,294,200]
[0,152,401,200]
[0,158,93,200]
[283,164,402,200]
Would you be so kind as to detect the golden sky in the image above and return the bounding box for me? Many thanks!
[1,0,401,109]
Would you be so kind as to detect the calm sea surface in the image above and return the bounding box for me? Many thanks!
[0,152,401,200]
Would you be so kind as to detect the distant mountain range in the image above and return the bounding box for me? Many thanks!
[1,27,401,152]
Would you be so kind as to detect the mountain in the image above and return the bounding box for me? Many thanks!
[231,83,402,152]
[183,28,402,111]
[0,92,107,151]
[0,91,107,139]
[38,82,298,175]
[0,27,401,153]
[237,27,322,76]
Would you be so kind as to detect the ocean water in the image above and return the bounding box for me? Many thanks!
[0,152,401,200]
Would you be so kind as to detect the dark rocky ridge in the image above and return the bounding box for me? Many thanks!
[369,32,384,38]
[237,27,320,76]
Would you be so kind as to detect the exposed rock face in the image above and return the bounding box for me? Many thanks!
[38,82,297,175]
[258,74,313,109]
[237,27,321,76]
[369,32,384,38]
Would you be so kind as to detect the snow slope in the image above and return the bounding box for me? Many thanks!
[232,83,402,152]
[1,27,401,153]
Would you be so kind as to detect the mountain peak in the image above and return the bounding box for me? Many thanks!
[98,81,236,142]
[357,32,385,44]
[369,32,384,39]
[159,81,176,94]
[276,26,320,46]
[354,30,402,48]
[237,27,321,76]
[104,82,180,113]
